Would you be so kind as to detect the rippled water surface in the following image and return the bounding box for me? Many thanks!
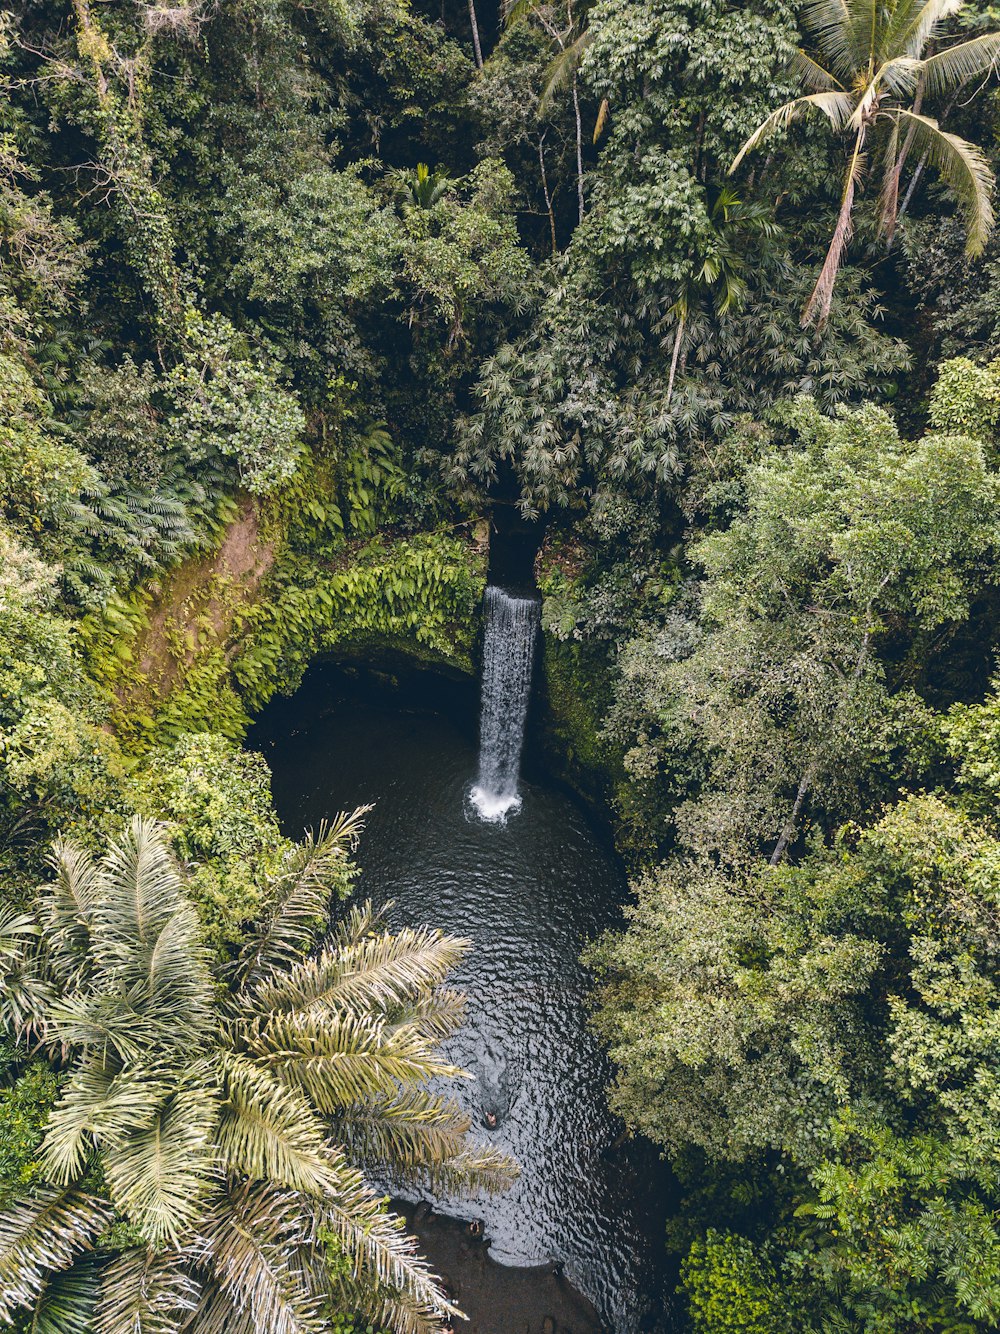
[253,665,671,1332]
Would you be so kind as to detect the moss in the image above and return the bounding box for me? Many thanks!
[538,635,623,811]
[84,490,487,752]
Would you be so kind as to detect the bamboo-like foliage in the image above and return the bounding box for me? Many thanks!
[0,815,515,1333]
[730,0,1000,324]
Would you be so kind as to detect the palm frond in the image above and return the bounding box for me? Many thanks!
[800,0,870,81]
[254,923,469,1019]
[215,1053,340,1197]
[96,818,185,968]
[0,904,48,1038]
[30,1255,100,1334]
[789,47,845,91]
[43,838,99,972]
[301,1187,458,1334]
[539,32,592,114]
[42,1056,169,1185]
[918,32,1000,98]
[251,1011,466,1111]
[142,902,216,1040]
[0,1187,112,1322]
[893,109,995,254]
[102,1087,217,1246]
[188,1187,325,1334]
[729,92,856,173]
[44,990,160,1066]
[386,988,467,1044]
[330,1088,517,1194]
[887,0,965,60]
[238,811,370,991]
[96,1246,200,1334]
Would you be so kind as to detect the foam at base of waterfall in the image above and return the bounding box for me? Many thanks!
[469,784,523,824]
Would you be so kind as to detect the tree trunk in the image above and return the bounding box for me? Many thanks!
[882,83,923,250]
[770,766,814,866]
[572,73,585,224]
[538,135,558,256]
[468,0,483,69]
[802,127,865,328]
[666,316,685,407]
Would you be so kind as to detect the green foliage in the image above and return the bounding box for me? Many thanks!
[0,1048,59,1209]
[0,816,514,1334]
[164,311,306,496]
[132,732,289,954]
[231,529,486,715]
[682,1230,792,1334]
[928,354,1000,441]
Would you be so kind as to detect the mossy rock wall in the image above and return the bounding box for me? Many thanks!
[84,496,487,750]
[536,635,624,815]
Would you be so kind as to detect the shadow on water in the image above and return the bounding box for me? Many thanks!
[250,661,675,1333]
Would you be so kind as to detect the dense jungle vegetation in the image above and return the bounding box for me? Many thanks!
[5,0,1000,1328]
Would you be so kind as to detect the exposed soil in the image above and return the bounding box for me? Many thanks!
[117,499,275,712]
[398,1204,605,1334]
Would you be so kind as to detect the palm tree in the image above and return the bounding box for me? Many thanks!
[665,187,782,406]
[0,815,514,1334]
[730,0,1000,326]
[397,164,451,215]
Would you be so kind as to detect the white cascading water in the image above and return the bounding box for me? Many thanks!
[469,585,539,823]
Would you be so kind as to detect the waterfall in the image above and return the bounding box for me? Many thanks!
[470,586,539,822]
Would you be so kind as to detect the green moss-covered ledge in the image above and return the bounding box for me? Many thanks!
[82,497,487,748]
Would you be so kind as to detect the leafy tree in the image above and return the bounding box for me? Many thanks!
[731,0,1000,324]
[0,816,514,1333]
[504,0,595,223]
[663,186,782,405]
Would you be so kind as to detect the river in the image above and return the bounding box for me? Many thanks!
[251,658,672,1333]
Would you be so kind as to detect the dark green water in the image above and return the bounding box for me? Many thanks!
[252,663,671,1333]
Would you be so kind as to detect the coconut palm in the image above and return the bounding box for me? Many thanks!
[730,0,1000,325]
[0,815,514,1334]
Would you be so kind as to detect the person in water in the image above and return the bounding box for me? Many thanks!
[484,1110,497,1128]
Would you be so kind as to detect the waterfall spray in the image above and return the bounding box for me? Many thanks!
[470,586,539,822]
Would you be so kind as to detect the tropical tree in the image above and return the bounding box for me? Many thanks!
[396,164,452,214]
[664,186,782,406]
[0,816,514,1334]
[505,0,594,223]
[730,0,1000,325]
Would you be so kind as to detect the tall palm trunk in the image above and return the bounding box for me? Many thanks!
[468,0,484,68]
[572,72,585,223]
[802,126,866,328]
[666,315,686,407]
